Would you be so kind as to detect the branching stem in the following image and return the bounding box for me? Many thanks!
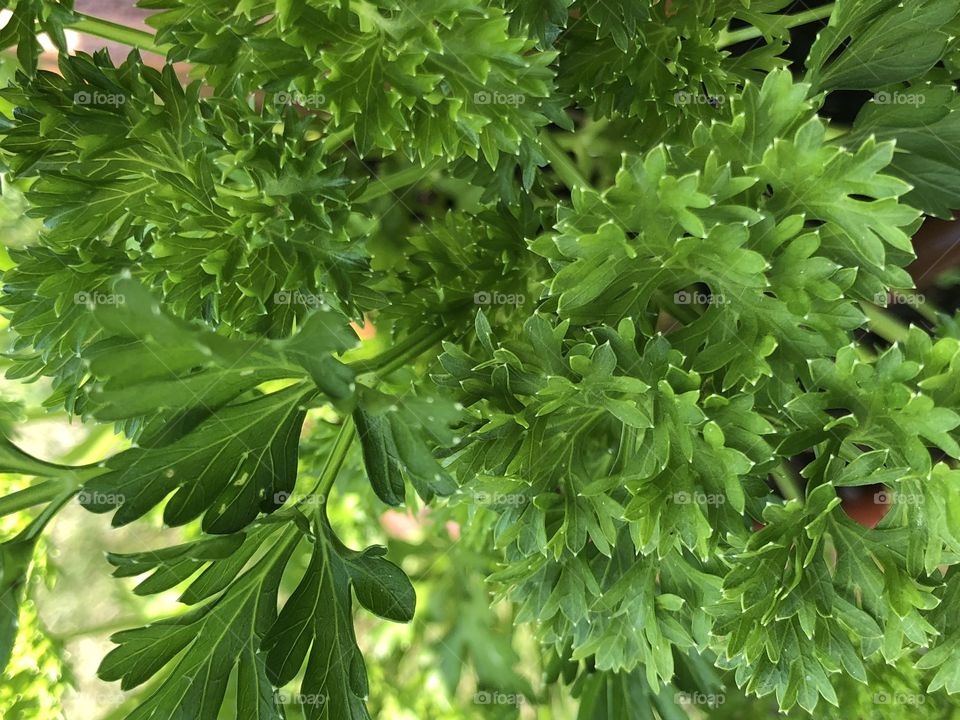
[716,4,836,49]
[772,462,803,503]
[69,13,167,55]
[539,132,593,192]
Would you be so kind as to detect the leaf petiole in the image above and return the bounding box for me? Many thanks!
[0,479,69,517]
[357,158,445,203]
[772,462,803,503]
[310,415,356,514]
[716,4,836,49]
[68,13,168,55]
[539,132,593,192]
[348,323,450,377]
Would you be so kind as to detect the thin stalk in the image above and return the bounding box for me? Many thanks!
[69,14,167,55]
[772,462,803,502]
[371,325,449,378]
[911,296,942,326]
[0,440,72,477]
[539,132,592,191]
[357,158,444,203]
[717,4,835,49]
[313,322,453,507]
[0,479,67,517]
[312,416,356,510]
[52,615,160,641]
[863,303,910,344]
[20,407,67,421]
[348,323,448,376]
[322,124,356,153]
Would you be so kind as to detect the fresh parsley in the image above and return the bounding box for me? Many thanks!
[2,1,960,718]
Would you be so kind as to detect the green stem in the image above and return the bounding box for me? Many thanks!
[0,438,73,477]
[374,325,449,377]
[0,479,67,517]
[863,303,910,343]
[69,13,168,55]
[357,158,444,203]
[772,462,803,502]
[717,4,835,48]
[539,132,593,191]
[313,322,453,508]
[51,615,159,641]
[311,416,356,510]
[322,124,356,153]
[348,323,449,376]
[911,295,942,325]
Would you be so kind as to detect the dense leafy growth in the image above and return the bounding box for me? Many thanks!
[2,0,960,718]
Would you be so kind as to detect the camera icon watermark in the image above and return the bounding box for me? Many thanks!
[473,691,526,706]
[272,91,326,108]
[473,290,525,307]
[274,690,327,706]
[272,491,325,508]
[872,291,926,306]
[675,691,725,708]
[674,91,726,107]
[74,90,126,107]
[274,290,325,307]
[874,491,922,505]
[74,291,126,307]
[473,90,526,106]
[672,491,725,506]
[472,491,526,507]
[77,490,125,507]
[673,290,728,305]
[873,91,925,106]
[873,691,926,705]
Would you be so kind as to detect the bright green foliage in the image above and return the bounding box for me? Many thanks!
[805,0,960,92]
[0,0,73,74]
[3,1,960,719]
[100,518,415,720]
[141,0,568,165]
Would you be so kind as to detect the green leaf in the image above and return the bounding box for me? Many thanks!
[72,279,358,533]
[83,382,311,533]
[261,518,414,717]
[806,0,960,92]
[846,84,960,218]
[99,525,297,719]
[353,406,405,507]
[100,517,415,720]
[0,538,33,673]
